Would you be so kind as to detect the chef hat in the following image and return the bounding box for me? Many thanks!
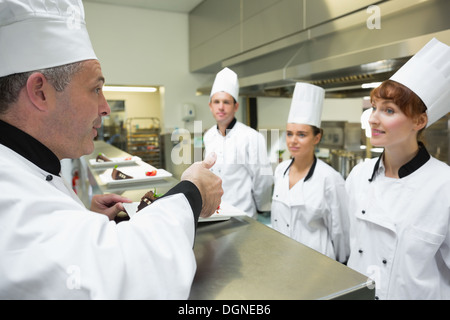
[361,108,373,138]
[210,67,239,102]
[287,82,325,128]
[0,0,97,78]
[390,38,450,127]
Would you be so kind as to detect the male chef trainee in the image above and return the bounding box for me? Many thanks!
[0,0,222,299]
[204,68,273,219]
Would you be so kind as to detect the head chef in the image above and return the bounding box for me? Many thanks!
[0,0,110,160]
[0,0,223,300]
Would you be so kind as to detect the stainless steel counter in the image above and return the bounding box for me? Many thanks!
[191,216,374,300]
[84,141,375,300]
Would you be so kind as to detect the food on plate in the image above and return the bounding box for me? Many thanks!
[111,165,133,180]
[96,153,111,162]
[137,190,158,212]
[145,170,157,176]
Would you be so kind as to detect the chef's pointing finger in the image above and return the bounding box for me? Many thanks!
[202,152,217,169]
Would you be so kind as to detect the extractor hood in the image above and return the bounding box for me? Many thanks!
[234,37,425,99]
[196,0,450,98]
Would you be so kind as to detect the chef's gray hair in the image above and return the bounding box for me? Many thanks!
[0,62,83,114]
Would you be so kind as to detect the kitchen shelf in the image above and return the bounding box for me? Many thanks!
[126,117,162,168]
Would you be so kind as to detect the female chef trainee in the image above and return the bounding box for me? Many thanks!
[0,0,222,299]
[346,38,450,300]
[271,83,350,263]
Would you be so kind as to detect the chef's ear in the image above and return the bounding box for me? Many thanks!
[26,72,52,112]
[233,101,239,112]
[414,112,428,132]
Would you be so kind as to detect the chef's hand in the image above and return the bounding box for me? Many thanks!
[90,194,132,220]
[181,152,223,218]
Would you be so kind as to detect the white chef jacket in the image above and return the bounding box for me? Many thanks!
[346,145,450,300]
[203,119,273,218]
[0,121,199,300]
[271,158,350,262]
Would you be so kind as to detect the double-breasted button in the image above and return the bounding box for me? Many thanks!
[382,259,387,265]
[46,175,53,181]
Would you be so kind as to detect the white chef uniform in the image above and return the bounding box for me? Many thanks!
[0,0,200,299]
[271,158,349,262]
[204,68,273,218]
[346,38,450,299]
[346,147,450,299]
[271,83,350,262]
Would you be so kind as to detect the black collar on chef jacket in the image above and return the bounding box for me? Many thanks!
[368,141,431,182]
[0,119,61,176]
[216,117,237,135]
[283,155,317,182]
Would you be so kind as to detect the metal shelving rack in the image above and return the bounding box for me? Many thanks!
[126,117,162,168]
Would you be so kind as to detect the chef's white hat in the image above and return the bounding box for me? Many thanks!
[210,67,239,102]
[0,0,97,78]
[361,108,372,138]
[390,38,450,127]
[287,82,325,128]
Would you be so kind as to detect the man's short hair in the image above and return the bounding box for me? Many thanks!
[0,61,83,114]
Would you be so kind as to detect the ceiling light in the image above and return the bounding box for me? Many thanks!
[103,86,157,93]
[361,82,382,89]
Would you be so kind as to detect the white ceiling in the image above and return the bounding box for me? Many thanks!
[83,0,204,13]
